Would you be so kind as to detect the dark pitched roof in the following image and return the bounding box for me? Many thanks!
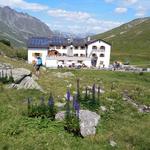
[87,39,111,46]
[27,37,111,48]
[28,37,71,48]
[72,38,87,47]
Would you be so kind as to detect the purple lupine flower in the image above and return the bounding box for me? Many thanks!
[73,95,80,117]
[75,101,80,118]
[74,101,80,111]
[48,95,54,107]
[73,95,76,108]
[66,89,71,101]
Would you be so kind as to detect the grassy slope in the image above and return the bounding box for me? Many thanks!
[0,57,150,150]
[0,21,26,48]
[0,42,27,59]
[93,18,150,66]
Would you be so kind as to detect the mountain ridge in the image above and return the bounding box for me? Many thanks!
[93,17,150,65]
[0,6,52,47]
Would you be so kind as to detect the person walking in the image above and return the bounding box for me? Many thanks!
[35,56,42,76]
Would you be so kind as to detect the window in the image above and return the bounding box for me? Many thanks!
[100,54,104,57]
[32,53,42,57]
[78,60,83,63]
[100,61,104,64]
[62,53,67,56]
[80,54,85,57]
[48,50,59,56]
[92,53,96,57]
[81,46,85,49]
[62,46,66,49]
[92,46,97,50]
[100,46,105,52]
[74,54,78,57]
[75,46,78,49]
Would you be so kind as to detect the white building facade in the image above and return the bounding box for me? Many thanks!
[28,37,111,68]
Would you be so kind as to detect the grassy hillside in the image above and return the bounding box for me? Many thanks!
[0,56,150,149]
[0,41,27,60]
[93,18,150,66]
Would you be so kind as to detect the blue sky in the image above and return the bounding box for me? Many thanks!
[0,0,150,34]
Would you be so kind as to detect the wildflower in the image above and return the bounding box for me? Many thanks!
[66,89,71,101]
[73,95,80,118]
[75,101,80,118]
[48,95,54,107]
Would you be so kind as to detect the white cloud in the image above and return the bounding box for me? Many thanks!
[47,8,123,34]
[135,12,145,17]
[124,0,138,5]
[135,5,147,17]
[48,16,123,34]
[47,9,91,21]
[107,0,150,17]
[115,7,127,13]
[0,0,48,11]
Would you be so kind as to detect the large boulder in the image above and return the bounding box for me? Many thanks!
[55,110,100,137]
[79,110,100,137]
[0,62,13,69]
[9,76,43,92]
[12,68,31,83]
[6,68,44,92]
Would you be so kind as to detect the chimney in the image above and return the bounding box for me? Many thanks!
[87,36,91,41]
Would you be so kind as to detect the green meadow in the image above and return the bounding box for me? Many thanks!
[0,57,150,150]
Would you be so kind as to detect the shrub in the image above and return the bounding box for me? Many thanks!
[0,70,14,84]
[64,90,80,136]
[15,49,27,60]
[27,95,57,121]
[81,84,101,111]
[0,39,11,47]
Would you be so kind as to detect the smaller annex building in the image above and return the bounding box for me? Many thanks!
[27,37,111,68]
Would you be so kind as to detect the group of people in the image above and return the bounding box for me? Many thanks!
[33,56,42,76]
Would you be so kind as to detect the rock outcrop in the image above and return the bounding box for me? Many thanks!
[0,62,43,92]
[9,76,43,91]
[12,68,31,83]
[10,68,43,91]
[53,72,75,78]
[55,110,100,137]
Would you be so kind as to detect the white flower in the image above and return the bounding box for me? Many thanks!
[110,140,117,147]
[100,106,107,112]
